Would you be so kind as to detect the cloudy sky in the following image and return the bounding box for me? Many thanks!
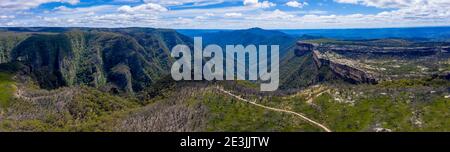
[0,0,450,29]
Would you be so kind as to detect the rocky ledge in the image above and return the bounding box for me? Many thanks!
[296,41,379,84]
[313,50,379,84]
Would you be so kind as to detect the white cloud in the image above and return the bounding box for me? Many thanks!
[65,0,80,5]
[2,0,450,29]
[332,0,450,22]
[195,16,207,19]
[334,0,450,9]
[286,1,308,8]
[0,0,80,11]
[118,3,168,13]
[143,0,224,6]
[224,12,243,17]
[0,15,15,19]
[243,0,258,5]
[54,6,72,11]
[243,0,275,8]
[254,9,294,19]
[50,5,113,16]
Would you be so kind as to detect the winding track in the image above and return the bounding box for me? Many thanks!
[13,85,74,102]
[217,87,332,132]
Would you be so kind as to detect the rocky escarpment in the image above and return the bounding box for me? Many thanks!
[312,50,379,84]
[321,44,443,57]
[295,42,317,56]
[295,42,379,84]
[279,42,338,89]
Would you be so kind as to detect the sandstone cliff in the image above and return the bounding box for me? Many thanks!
[296,41,379,84]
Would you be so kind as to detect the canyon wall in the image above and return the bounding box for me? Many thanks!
[296,41,379,84]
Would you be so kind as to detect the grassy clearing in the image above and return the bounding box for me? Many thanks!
[0,72,15,108]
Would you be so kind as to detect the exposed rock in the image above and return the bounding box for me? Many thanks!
[411,111,423,128]
[374,128,393,132]
[313,50,379,84]
[324,44,441,57]
[110,64,134,94]
[295,41,317,56]
[293,41,379,84]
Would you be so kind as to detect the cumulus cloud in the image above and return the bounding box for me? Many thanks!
[243,0,276,8]
[118,3,168,13]
[0,0,80,11]
[286,1,308,8]
[243,0,258,5]
[332,0,450,23]
[143,0,223,6]
[334,0,450,9]
[254,9,294,19]
[2,0,450,29]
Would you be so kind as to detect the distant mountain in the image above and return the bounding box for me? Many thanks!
[178,28,342,89]
[280,26,450,41]
[1,28,192,93]
[176,29,227,37]
[179,28,298,56]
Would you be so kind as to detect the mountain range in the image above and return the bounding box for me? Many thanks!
[1,28,192,93]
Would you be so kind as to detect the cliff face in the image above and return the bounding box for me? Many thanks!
[7,29,192,93]
[279,42,338,89]
[296,41,379,84]
[295,42,317,56]
[312,50,378,84]
[12,34,73,89]
[327,45,440,57]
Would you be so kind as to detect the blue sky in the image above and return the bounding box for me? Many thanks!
[1,0,449,29]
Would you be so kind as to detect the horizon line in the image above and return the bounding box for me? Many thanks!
[1,25,450,31]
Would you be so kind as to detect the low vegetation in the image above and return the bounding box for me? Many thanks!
[0,86,139,132]
[0,72,14,108]
[189,91,320,132]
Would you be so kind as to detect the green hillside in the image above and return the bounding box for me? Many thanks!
[8,29,192,93]
[0,32,30,64]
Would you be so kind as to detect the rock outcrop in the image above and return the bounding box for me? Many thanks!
[313,50,379,84]
[295,41,379,84]
[324,44,441,57]
[295,42,317,56]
